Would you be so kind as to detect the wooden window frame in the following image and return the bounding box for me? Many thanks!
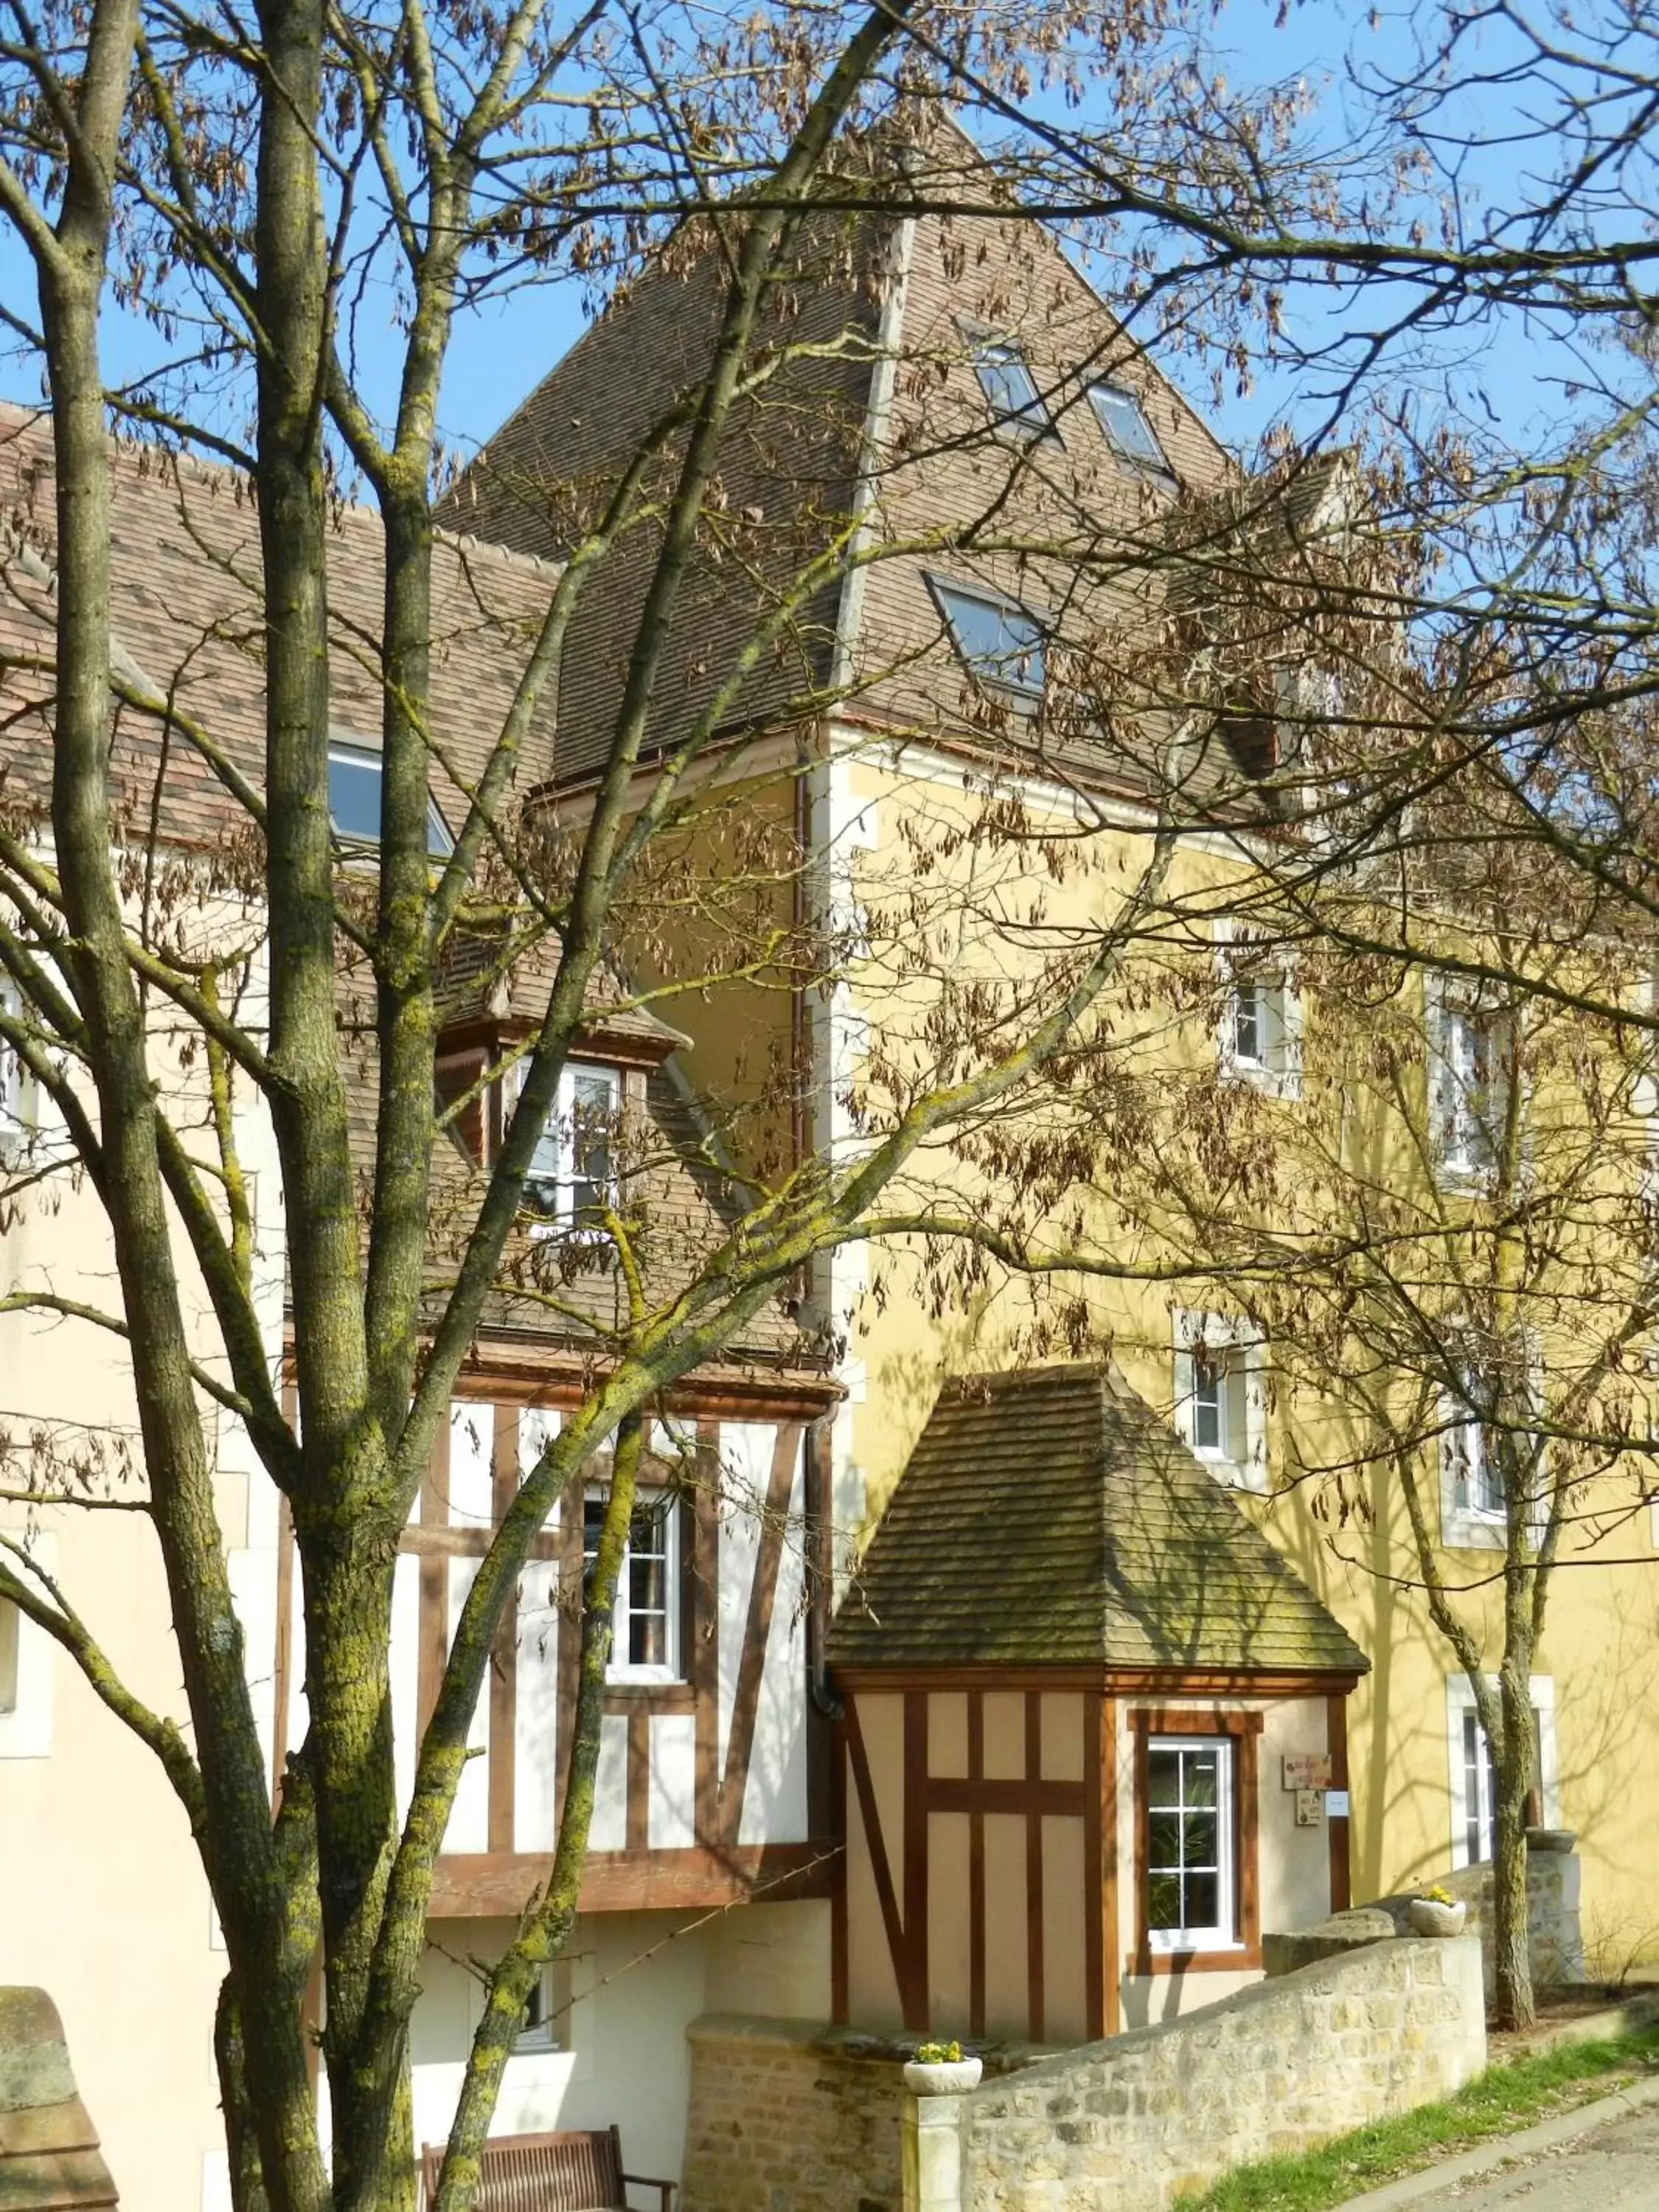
[1130,1706,1262,1976]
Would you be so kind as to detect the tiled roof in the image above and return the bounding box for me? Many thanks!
[0,403,565,847]
[0,406,814,1377]
[828,1364,1369,1675]
[0,1989,118,2209]
[434,920,690,1056]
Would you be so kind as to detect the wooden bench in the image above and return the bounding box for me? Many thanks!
[420,2126,675,2212]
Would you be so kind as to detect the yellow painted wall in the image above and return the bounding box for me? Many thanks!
[799,732,1659,1974]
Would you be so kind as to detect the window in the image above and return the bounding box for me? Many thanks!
[1444,1383,1506,1523]
[1190,1347,1238,1458]
[1146,1738,1236,1951]
[1428,988,1514,1179]
[928,578,1046,707]
[583,1489,681,1680]
[327,740,455,857]
[514,1961,571,2053]
[1088,381,1173,478]
[1217,929,1302,1098]
[0,978,32,1141]
[524,1063,622,1228]
[1438,1334,1542,1547]
[973,340,1051,439]
[1172,1309,1267,1489]
[1447,1676,1557,1869]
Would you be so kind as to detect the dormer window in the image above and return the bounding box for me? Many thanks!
[1088,381,1172,479]
[328,740,455,857]
[973,340,1051,439]
[928,577,1047,709]
[524,1062,622,1227]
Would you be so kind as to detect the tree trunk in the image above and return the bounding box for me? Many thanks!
[1491,1666,1535,2031]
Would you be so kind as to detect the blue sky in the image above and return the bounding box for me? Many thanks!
[0,0,1618,472]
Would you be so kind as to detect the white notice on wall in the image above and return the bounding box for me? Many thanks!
[1326,1790,1351,1818]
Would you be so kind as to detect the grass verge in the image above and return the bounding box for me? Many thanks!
[1175,2025,1659,2211]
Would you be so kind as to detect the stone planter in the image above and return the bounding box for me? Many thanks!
[1408,1896,1468,1938]
[904,2056,983,2096]
[1527,1827,1578,1854]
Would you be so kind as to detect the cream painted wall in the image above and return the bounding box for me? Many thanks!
[0,924,285,2212]
[409,1902,831,2189]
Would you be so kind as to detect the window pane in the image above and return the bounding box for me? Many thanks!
[1464,1711,1485,1863]
[1147,1871,1182,1929]
[1147,1749,1181,1808]
[1184,1811,1219,1867]
[1183,1871,1219,1930]
[935,585,1046,698]
[1148,1811,1182,1869]
[570,1071,616,1218]
[328,748,383,841]
[330,743,454,855]
[1192,1358,1222,1453]
[975,342,1047,434]
[1089,383,1170,472]
[1183,1749,1220,1806]
[1234,986,1262,1063]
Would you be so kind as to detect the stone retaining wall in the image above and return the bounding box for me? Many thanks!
[1368,1851,1584,1999]
[679,2016,1040,2212]
[956,1937,1485,2212]
[681,1938,1484,2212]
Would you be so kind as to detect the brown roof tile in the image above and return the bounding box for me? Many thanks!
[828,1364,1369,1676]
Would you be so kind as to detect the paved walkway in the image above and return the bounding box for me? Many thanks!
[1338,2079,1659,2210]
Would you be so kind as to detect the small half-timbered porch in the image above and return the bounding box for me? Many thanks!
[827,1365,1369,2042]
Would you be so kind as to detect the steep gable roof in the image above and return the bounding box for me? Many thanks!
[828,1363,1368,1676]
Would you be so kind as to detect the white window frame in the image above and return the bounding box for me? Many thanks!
[1214,922,1303,1100]
[0,1534,55,1759]
[522,1061,622,1236]
[1144,1734,1238,1952]
[1425,974,1516,1186]
[1172,1308,1269,1492]
[583,1484,684,1686]
[1438,1332,1545,1551]
[1446,1673,1558,1870]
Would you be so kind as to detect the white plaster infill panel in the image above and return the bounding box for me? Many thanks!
[649,1711,698,1849]
[588,1711,630,1852]
[715,1422,773,1775]
[737,1444,808,1847]
[441,1551,490,1854]
[448,1398,495,1528]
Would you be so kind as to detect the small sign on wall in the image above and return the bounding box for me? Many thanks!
[1326,1790,1351,1818]
[1294,1789,1324,1827]
[1282,1753,1334,1791]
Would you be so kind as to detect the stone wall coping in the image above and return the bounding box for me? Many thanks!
[963,1936,1475,2108]
[684,2013,1052,2073]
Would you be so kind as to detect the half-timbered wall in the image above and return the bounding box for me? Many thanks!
[276,1393,836,1916]
[837,1678,1352,2046]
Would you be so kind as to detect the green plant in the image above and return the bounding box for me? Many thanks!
[914,2041,964,2065]
[1418,1885,1458,1907]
